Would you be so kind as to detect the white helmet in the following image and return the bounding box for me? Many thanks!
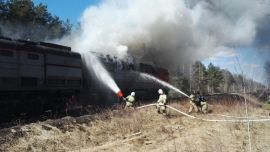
[131,92,135,96]
[158,89,163,94]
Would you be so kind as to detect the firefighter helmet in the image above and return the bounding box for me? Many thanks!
[158,89,163,94]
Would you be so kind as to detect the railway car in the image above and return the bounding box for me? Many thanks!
[0,37,82,119]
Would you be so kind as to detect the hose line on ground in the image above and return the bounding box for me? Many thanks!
[137,103,270,123]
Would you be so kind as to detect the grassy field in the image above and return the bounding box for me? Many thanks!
[1,99,270,152]
[263,103,270,110]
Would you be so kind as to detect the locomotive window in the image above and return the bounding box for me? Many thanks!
[0,50,14,57]
[27,53,39,60]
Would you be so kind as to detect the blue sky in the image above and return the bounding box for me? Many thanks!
[202,48,267,83]
[33,0,101,25]
[32,0,267,84]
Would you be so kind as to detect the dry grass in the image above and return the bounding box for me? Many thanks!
[263,103,270,110]
[1,99,270,152]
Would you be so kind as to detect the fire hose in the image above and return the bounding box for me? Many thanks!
[137,103,270,123]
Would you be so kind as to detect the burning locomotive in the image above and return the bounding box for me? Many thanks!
[0,37,169,120]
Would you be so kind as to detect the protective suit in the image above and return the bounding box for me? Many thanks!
[124,92,135,108]
[201,99,208,114]
[157,89,167,115]
[188,94,198,113]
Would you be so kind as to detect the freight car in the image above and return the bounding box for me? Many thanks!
[0,37,82,120]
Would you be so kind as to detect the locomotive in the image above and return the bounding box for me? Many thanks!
[0,37,83,121]
[87,53,169,105]
[0,37,169,120]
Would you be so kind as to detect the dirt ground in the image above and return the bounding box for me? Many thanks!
[1,100,270,152]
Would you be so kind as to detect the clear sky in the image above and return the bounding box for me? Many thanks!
[33,0,101,25]
[32,0,267,84]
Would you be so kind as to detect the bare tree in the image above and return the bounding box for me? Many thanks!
[221,69,235,93]
[265,61,270,88]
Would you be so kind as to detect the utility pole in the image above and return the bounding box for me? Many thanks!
[236,56,252,152]
[199,63,201,91]
[244,83,252,152]
[183,64,185,74]
[189,64,192,94]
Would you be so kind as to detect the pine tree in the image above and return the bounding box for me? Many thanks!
[0,0,72,41]
[206,63,223,94]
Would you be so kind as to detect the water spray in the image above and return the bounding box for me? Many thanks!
[83,52,123,98]
[139,73,190,98]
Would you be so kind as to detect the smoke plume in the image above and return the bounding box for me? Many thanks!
[59,0,270,68]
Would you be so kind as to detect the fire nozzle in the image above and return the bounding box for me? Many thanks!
[117,90,123,98]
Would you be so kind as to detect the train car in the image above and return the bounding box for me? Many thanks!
[0,37,82,119]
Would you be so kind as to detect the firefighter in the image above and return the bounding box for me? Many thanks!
[200,96,208,114]
[195,92,208,114]
[188,94,198,113]
[124,92,135,109]
[156,89,167,115]
[194,92,203,111]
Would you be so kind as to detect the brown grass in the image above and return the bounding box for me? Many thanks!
[1,99,270,152]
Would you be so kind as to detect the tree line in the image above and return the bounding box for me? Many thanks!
[0,0,71,41]
[171,61,265,96]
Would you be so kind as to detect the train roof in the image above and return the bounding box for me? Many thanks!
[0,37,80,58]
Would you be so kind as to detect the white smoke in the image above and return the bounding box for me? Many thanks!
[59,0,270,67]
[116,45,128,59]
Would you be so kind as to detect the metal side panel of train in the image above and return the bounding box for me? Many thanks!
[0,38,83,96]
[46,54,82,89]
[0,38,84,122]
